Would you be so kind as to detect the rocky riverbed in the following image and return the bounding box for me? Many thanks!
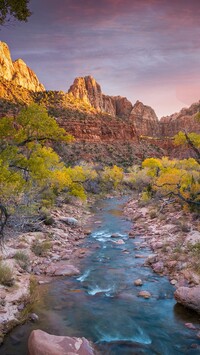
[124,196,200,314]
[0,199,92,344]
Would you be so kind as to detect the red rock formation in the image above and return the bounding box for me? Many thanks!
[0,41,45,92]
[0,42,199,164]
[58,113,137,142]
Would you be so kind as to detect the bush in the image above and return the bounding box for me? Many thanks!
[149,209,157,219]
[0,262,14,286]
[31,240,52,256]
[14,251,30,271]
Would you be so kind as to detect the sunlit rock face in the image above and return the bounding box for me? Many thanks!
[0,41,45,92]
[68,75,133,118]
[68,75,103,110]
[0,42,14,81]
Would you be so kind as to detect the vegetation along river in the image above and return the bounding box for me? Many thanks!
[1,197,200,354]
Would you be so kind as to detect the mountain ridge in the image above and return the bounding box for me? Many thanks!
[0,41,199,165]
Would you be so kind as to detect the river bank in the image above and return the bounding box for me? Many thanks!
[124,196,200,301]
[0,199,92,344]
[1,195,200,354]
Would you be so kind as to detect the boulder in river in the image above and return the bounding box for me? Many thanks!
[138,290,151,299]
[113,239,125,245]
[28,329,95,355]
[174,286,200,314]
[134,279,143,286]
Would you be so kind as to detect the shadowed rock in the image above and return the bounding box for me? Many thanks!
[174,286,200,314]
[28,329,96,355]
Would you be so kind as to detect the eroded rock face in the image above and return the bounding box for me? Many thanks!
[174,286,200,314]
[0,41,45,92]
[28,329,95,355]
[160,101,200,136]
[130,100,160,137]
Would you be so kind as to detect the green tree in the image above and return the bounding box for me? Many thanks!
[140,157,200,210]
[0,104,74,236]
[0,0,31,25]
[174,113,200,164]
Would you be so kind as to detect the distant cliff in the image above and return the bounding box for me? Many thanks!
[68,75,199,138]
[0,42,199,165]
[0,41,45,92]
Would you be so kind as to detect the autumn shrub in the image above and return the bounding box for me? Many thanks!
[31,240,51,256]
[149,209,157,219]
[14,251,30,270]
[0,262,14,286]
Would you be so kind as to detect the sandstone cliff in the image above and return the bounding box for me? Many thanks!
[0,41,45,92]
[68,75,133,118]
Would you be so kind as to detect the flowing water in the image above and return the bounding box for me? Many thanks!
[1,197,200,354]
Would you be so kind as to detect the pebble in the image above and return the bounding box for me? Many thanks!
[170,279,177,285]
[185,323,196,330]
[138,291,151,299]
[29,313,39,322]
[134,279,143,286]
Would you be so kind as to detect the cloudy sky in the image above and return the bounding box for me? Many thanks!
[1,0,200,117]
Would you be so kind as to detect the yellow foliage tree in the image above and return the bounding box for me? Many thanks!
[141,157,200,210]
[101,165,124,189]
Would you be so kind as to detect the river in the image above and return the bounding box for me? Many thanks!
[1,197,200,354]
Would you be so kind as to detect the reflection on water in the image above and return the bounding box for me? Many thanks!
[1,197,200,354]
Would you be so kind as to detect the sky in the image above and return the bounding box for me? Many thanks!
[1,0,200,118]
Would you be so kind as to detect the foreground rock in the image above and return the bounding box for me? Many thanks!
[28,329,95,355]
[174,286,200,314]
[45,263,80,276]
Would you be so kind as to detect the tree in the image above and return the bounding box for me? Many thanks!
[140,157,200,210]
[0,0,31,26]
[174,113,200,164]
[0,104,74,237]
[101,165,124,189]
[174,131,200,164]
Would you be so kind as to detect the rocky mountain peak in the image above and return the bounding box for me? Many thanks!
[68,75,103,110]
[129,100,160,137]
[131,100,158,122]
[0,41,45,92]
[0,41,14,81]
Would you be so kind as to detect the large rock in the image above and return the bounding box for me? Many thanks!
[45,263,80,276]
[174,286,200,314]
[59,217,79,226]
[28,329,95,355]
[0,41,45,92]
